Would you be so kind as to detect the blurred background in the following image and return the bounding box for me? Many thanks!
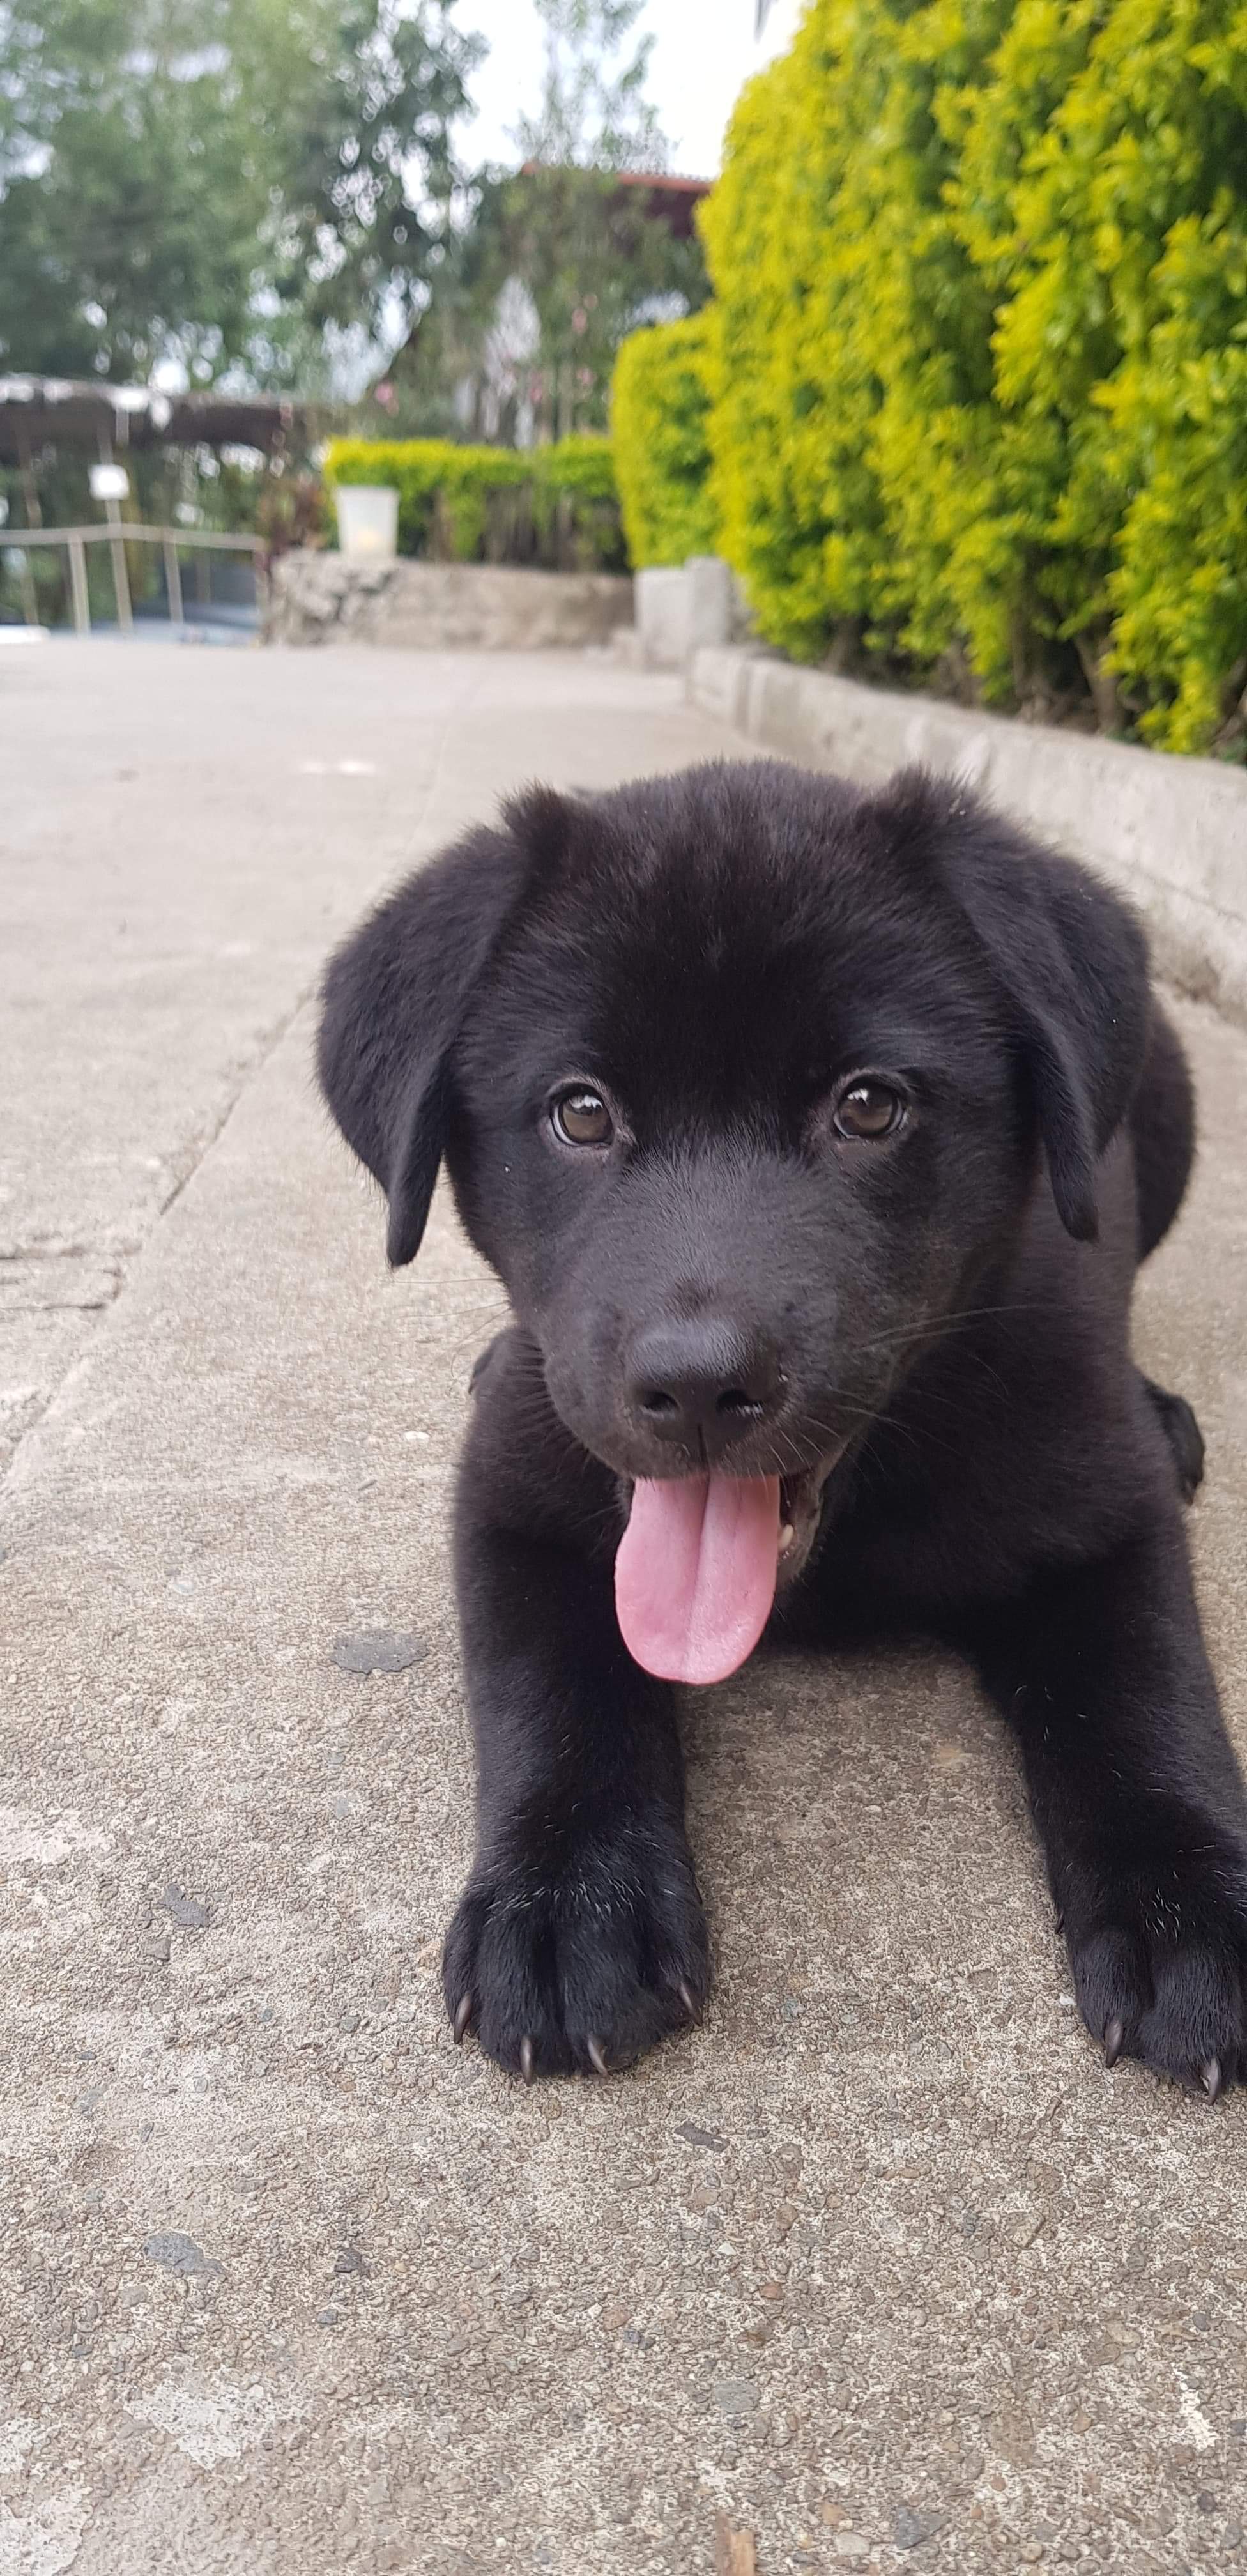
[4,0,1246,757]
[0,0,788,627]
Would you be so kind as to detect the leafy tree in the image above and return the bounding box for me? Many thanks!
[388,0,701,440]
[266,0,486,346]
[385,161,707,440]
[517,0,670,174]
[0,0,272,380]
[0,0,696,447]
[0,0,484,385]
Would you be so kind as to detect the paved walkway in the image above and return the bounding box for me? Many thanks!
[3,640,1246,2575]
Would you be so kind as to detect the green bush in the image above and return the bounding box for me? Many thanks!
[322,436,627,573]
[611,313,718,569]
[701,0,1053,681]
[696,0,1247,754]
[701,10,909,667]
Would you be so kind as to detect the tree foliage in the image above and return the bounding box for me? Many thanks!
[0,0,483,385]
[516,0,669,174]
[384,163,707,440]
[267,0,485,342]
[0,0,268,379]
[385,1,701,443]
[0,0,691,443]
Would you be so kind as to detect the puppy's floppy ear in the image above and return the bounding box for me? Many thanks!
[318,798,567,1266]
[879,770,1151,1241]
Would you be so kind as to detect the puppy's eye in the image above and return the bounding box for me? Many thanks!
[552,1087,613,1149]
[833,1079,906,1141]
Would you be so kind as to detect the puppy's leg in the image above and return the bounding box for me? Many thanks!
[973,1518,1247,2095]
[444,1526,708,2078]
[443,1349,708,2080]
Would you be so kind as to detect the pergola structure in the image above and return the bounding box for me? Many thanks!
[0,376,302,468]
[0,377,312,634]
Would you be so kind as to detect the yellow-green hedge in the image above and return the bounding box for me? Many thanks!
[696,0,1247,754]
[611,313,718,569]
[323,436,625,573]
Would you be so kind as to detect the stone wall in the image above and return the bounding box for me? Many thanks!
[264,553,634,652]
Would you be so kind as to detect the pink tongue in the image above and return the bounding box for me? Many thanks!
[615,1475,781,1685]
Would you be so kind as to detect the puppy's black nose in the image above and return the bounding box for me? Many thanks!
[627,1319,781,1458]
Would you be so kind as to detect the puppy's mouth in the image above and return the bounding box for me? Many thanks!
[776,1462,836,1577]
[615,1452,843,1689]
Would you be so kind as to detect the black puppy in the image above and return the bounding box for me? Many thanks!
[318,759,1246,2095]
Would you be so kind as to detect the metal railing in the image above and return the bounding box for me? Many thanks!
[1,522,263,634]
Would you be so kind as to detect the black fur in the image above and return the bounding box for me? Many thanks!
[318,760,1246,2096]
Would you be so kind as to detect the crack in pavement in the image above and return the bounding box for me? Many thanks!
[1,1302,116,1317]
[0,985,317,1499]
[1,657,484,1498]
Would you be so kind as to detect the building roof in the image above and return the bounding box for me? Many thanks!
[614,172,712,192]
[517,164,712,240]
[613,172,712,238]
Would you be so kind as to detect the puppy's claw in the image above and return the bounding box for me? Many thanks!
[452,1993,473,2045]
[519,2035,535,2087]
[1201,2055,1224,2102]
[678,1980,700,2022]
[1103,2017,1124,2069]
[586,2037,609,2078]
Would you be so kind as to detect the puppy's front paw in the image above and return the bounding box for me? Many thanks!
[442,1816,710,2080]
[1066,1846,1247,2097]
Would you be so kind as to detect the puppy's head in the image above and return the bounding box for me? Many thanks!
[319,760,1149,1683]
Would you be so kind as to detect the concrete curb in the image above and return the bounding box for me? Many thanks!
[689,645,1247,1027]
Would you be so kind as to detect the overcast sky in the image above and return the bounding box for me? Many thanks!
[455,0,806,181]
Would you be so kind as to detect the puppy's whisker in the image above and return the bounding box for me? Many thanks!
[854,1298,1056,1355]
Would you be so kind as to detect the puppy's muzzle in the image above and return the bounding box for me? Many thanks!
[625,1317,783,1466]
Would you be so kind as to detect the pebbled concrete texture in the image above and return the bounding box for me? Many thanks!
[3,638,1247,2576]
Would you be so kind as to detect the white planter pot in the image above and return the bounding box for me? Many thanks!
[334,485,399,562]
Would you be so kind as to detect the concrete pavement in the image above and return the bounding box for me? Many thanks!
[3,640,1247,2575]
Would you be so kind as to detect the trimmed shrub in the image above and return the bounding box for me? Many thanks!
[321,436,627,574]
[958,0,1247,749]
[702,8,921,670]
[700,0,1032,678]
[611,313,718,569]
[697,0,1247,753]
